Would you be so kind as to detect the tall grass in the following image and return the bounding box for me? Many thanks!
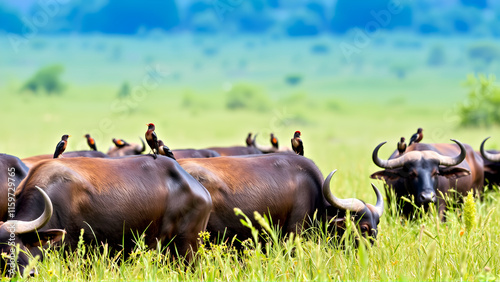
[5,191,498,281]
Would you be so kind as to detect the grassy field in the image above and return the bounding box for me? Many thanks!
[22,192,500,281]
[1,34,500,280]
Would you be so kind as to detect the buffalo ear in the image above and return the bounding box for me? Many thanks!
[370,170,400,181]
[483,164,499,174]
[331,217,346,229]
[21,229,66,248]
[325,207,346,226]
[439,167,470,179]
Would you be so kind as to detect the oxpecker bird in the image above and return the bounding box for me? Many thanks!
[246,133,253,147]
[112,138,129,148]
[158,140,176,160]
[270,133,279,149]
[145,123,159,159]
[85,134,97,151]
[53,135,70,158]
[397,137,407,155]
[409,128,423,145]
[291,131,304,156]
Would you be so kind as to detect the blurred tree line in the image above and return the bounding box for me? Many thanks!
[1,0,500,36]
[20,64,65,95]
[458,74,500,127]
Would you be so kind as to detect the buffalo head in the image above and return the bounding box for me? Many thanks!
[370,139,470,210]
[0,186,65,276]
[323,170,384,242]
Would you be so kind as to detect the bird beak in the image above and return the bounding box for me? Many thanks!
[68,135,72,138]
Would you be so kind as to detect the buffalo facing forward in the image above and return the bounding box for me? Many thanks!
[371,139,484,219]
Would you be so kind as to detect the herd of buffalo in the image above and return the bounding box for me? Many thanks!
[1,124,500,275]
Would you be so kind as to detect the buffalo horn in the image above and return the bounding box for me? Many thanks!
[323,170,365,212]
[3,186,53,235]
[435,139,466,166]
[372,141,406,169]
[480,137,500,162]
[137,137,146,153]
[371,183,384,217]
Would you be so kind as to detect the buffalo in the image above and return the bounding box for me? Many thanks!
[178,154,384,246]
[0,155,212,275]
[205,146,263,156]
[371,139,484,219]
[172,149,221,159]
[21,150,109,169]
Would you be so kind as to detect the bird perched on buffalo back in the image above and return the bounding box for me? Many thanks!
[85,134,97,151]
[397,137,406,155]
[409,128,423,145]
[158,140,176,160]
[54,135,70,158]
[145,123,159,159]
[291,131,304,156]
[246,133,253,147]
[112,138,129,148]
[270,133,279,149]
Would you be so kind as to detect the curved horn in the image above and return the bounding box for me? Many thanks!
[3,186,53,234]
[480,137,500,162]
[137,137,146,153]
[323,170,365,212]
[435,139,466,166]
[371,183,384,217]
[372,141,406,169]
[252,133,258,147]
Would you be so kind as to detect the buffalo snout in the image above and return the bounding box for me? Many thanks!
[418,191,436,206]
